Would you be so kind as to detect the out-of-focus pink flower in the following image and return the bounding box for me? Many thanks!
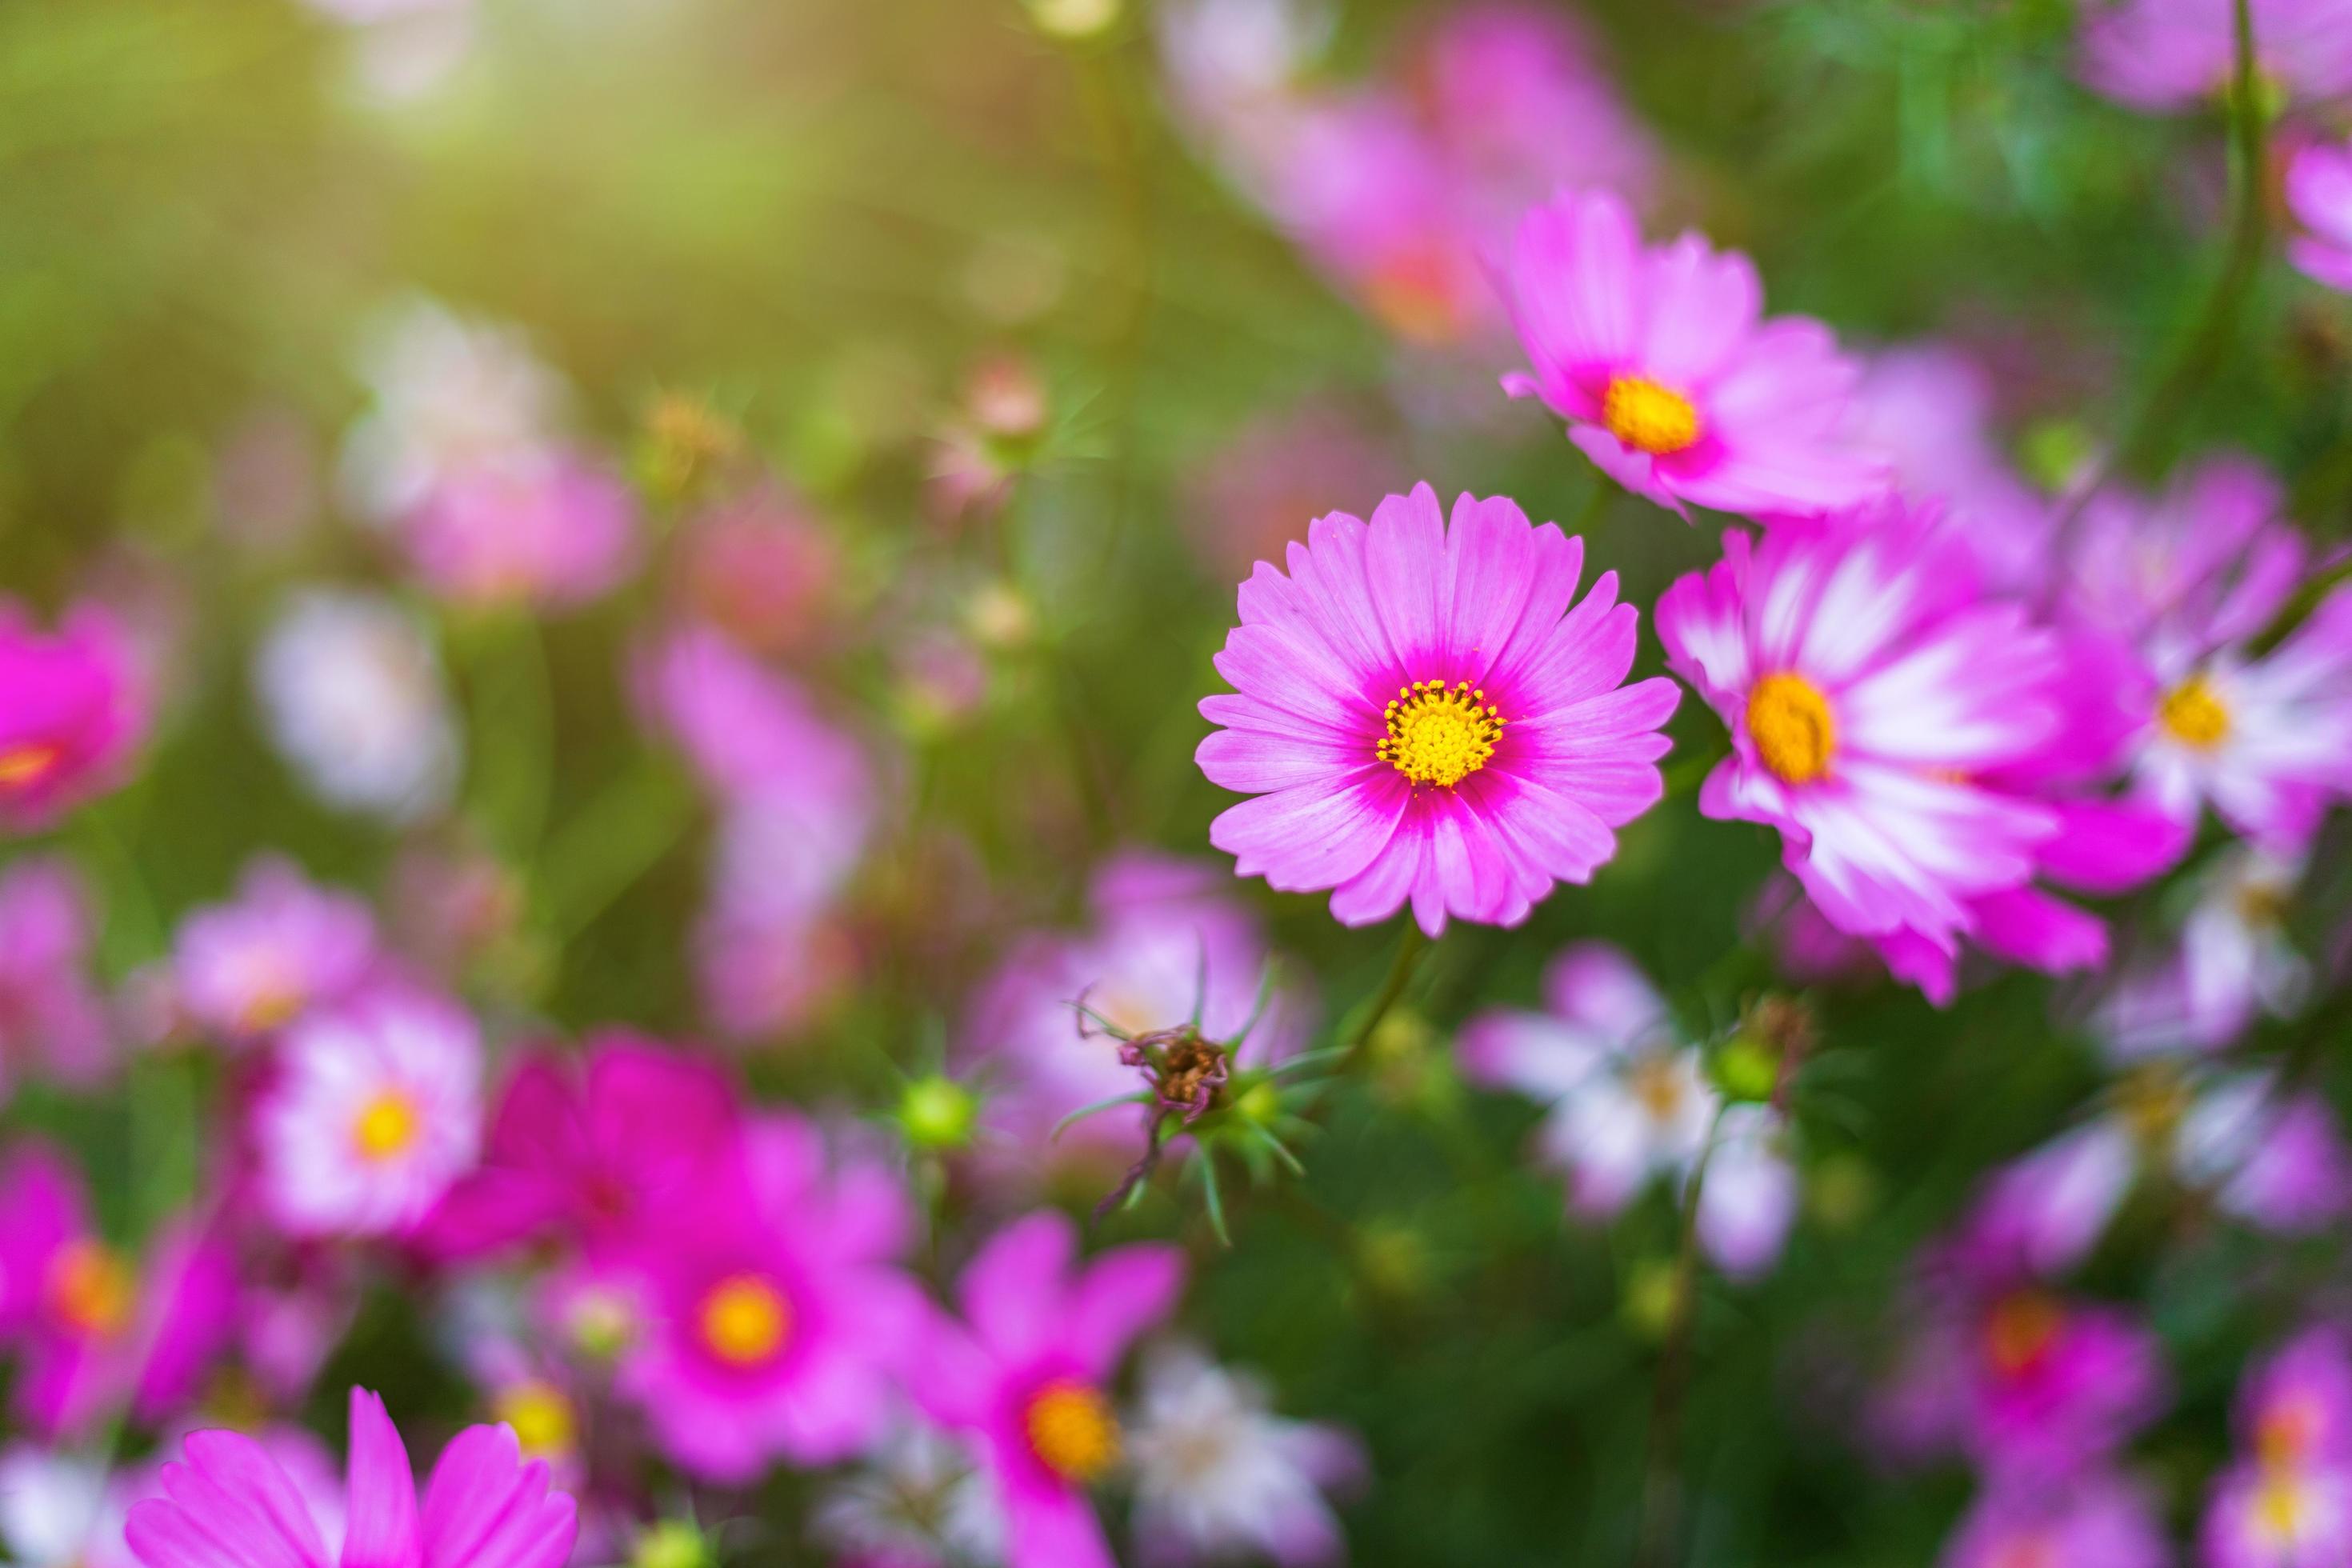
[253,990,482,1239]
[693,901,861,1045]
[1459,942,1796,1278]
[1874,1201,2167,1483]
[675,486,845,658]
[1198,484,1679,936]
[1501,189,1886,520]
[2290,137,2352,291]
[1941,1472,2169,1568]
[172,857,380,1047]
[2202,1328,2352,1568]
[0,858,111,1103]
[0,1145,237,1440]
[2062,456,2305,662]
[0,602,146,834]
[1184,399,1403,579]
[1660,508,2080,994]
[962,852,1309,1156]
[2079,0,2352,114]
[124,1386,575,1568]
[1846,346,2051,594]
[614,1113,924,1482]
[420,1033,741,1264]
[1127,1342,1363,1566]
[395,451,639,610]
[2098,846,2311,1055]
[911,1212,1186,1568]
[2177,1072,2352,1231]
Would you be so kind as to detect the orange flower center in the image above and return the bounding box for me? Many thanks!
[1747,673,1837,785]
[2158,676,2230,750]
[698,1274,791,1367]
[47,1238,135,1338]
[1602,375,1702,457]
[2259,1393,2328,1469]
[1025,1378,1121,1483]
[0,742,60,790]
[1378,679,1506,789]
[1982,1291,2065,1378]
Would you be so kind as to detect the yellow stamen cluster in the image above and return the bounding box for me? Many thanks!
[494,1379,577,1458]
[1378,680,1505,789]
[1602,374,1702,457]
[699,1274,791,1367]
[0,742,58,790]
[2159,675,2231,750]
[352,1090,422,1162]
[48,1238,135,1338]
[1025,1378,1121,1483]
[1747,672,1837,786]
[2258,1471,2310,1546]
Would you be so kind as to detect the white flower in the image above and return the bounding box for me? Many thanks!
[254,989,482,1238]
[1128,1343,1362,1566]
[810,1415,1002,1567]
[252,588,460,823]
[339,299,564,522]
[0,1447,121,1568]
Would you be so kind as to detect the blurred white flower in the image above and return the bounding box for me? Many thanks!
[810,1414,1002,1568]
[339,299,566,525]
[1127,1343,1363,1566]
[253,588,460,822]
[0,1446,124,1568]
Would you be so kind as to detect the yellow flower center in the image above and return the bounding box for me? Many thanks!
[1982,1290,2064,1378]
[1025,1378,1121,1483]
[351,1090,422,1162]
[494,1379,576,1458]
[1747,673,1837,785]
[2117,1062,2191,1149]
[698,1274,790,1367]
[1630,1056,1687,1122]
[47,1238,135,1338]
[1602,374,1702,457]
[1378,680,1506,789]
[2158,676,2230,750]
[0,742,59,790]
[236,956,306,1033]
[2258,1470,2310,1546]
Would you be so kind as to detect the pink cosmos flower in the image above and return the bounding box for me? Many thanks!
[396,450,640,610]
[1458,942,1797,1278]
[173,856,380,1046]
[1499,188,1886,520]
[124,1386,575,1568]
[2062,456,2306,659]
[1196,484,1679,936]
[0,857,112,1104]
[2079,0,2352,114]
[1658,507,2075,985]
[0,601,146,834]
[254,990,482,1239]
[614,1113,925,1482]
[1185,399,1404,580]
[419,1033,742,1264]
[1942,1473,2169,1568]
[692,902,859,1044]
[912,1211,1186,1568]
[2290,137,2352,291]
[2202,1329,2352,1568]
[0,1144,237,1439]
[674,484,845,658]
[962,852,1310,1156]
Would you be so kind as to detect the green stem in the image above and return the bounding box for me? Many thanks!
[1347,922,1434,1059]
[1634,1106,1728,1568]
[2058,0,2267,529]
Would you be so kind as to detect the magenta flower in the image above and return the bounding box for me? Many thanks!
[0,601,146,835]
[1196,484,1678,936]
[614,1112,924,1482]
[2290,138,2352,291]
[962,852,1309,1156]
[421,1032,742,1264]
[0,1143,237,1439]
[397,450,639,610]
[913,1212,1186,1568]
[125,1386,575,1568]
[173,856,380,1046]
[254,989,482,1239]
[1499,188,1886,520]
[2079,0,2352,114]
[0,857,112,1105]
[675,484,845,658]
[2202,1329,2352,1568]
[1942,1473,2169,1568]
[1658,507,2076,983]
